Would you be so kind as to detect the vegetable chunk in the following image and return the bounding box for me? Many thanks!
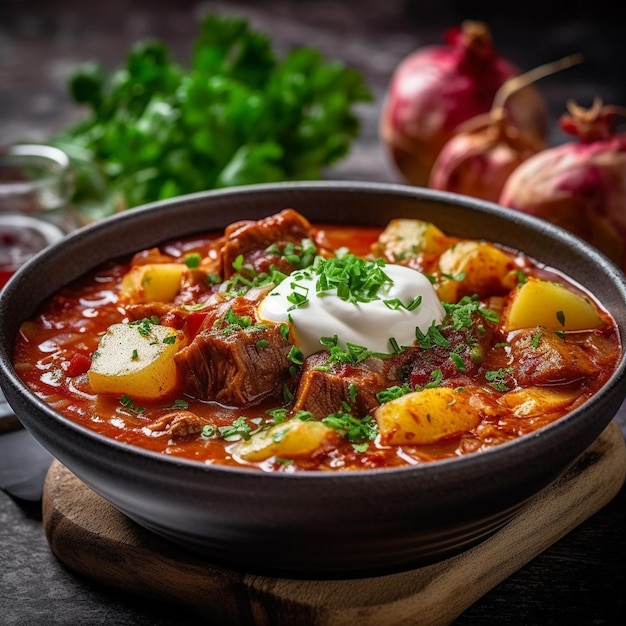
[503,277,603,331]
[88,322,186,400]
[437,240,518,302]
[375,387,481,446]
[120,263,186,303]
[233,420,334,463]
[499,387,578,417]
[371,218,451,262]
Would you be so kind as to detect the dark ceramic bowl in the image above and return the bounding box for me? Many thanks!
[2,181,626,579]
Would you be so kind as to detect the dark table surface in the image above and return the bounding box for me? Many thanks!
[1,1,626,624]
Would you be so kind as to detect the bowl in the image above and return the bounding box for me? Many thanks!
[1,181,626,579]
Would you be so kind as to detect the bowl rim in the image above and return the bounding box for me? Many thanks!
[1,180,626,484]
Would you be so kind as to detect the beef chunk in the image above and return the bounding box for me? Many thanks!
[387,311,496,389]
[174,323,292,406]
[292,353,389,419]
[508,327,609,386]
[221,209,317,278]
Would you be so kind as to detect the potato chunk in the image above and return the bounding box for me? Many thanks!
[371,218,451,262]
[437,241,518,302]
[233,419,334,463]
[375,387,481,446]
[88,322,186,400]
[502,277,603,332]
[120,263,186,303]
[499,387,579,418]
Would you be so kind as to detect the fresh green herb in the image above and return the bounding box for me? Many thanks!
[556,310,566,327]
[286,284,310,310]
[120,395,145,414]
[383,295,422,311]
[415,324,450,349]
[314,254,392,304]
[347,383,358,404]
[287,345,304,365]
[129,316,159,336]
[449,352,466,371]
[531,331,542,348]
[423,369,443,389]
[322,407,378,443]
[163,335,176,344]
[443,295,499,330]
[485,368,514,392]
[266,239,317,269]
[131,349,139,360]
[218,416,256,441]
[441,271,467,282]
[274,457,294,466]
[319,335,373,367]
[376,383,412,403]
[51,13,372,216]
[168,399,189,410]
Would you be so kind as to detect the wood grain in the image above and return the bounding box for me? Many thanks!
[42,421,626,626]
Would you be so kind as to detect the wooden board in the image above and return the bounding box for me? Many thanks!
[42,421,626,626]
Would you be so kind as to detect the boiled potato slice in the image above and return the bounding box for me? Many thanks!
[233,419,333,462]
[371,218,451,262]
[120,263,186,303]
[375,387,480,446]
[437,241,517,302]
[499,387,578,417]
[502,277,603,332]
[89,322,186,400]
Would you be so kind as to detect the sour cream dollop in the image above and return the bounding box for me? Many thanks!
[257,262,445,358]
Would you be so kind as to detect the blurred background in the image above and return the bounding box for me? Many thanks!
[2,0,625,179]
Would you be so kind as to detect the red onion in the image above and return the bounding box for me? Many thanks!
[379,21,548,186]
[428,55,582,202]
[499,99,626,270]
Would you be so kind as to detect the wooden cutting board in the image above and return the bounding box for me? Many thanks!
[42,421,626,626]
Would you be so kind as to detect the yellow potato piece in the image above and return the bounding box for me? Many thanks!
[120,263,186,303]
[88,322,186,400]
[437,241,517,302]
[503,277,603,332]
[233,420,333,463]
[375,387,481,446]
[371,218,451,262]
[500,387,578,418]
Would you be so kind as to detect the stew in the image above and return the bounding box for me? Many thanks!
[13,209,621,471]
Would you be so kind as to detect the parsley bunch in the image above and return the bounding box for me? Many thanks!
[51,13,372,216]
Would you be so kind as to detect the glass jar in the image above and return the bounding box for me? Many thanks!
[0,144,76,287]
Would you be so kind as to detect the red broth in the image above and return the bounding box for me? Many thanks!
[13,210,620,472]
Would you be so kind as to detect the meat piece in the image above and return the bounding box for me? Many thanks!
[387,311,496,389]
[220,209,317,279]
[292,353,389,419]
[508,328,609,386]
[174,323,292,406]
[147,410,205,439]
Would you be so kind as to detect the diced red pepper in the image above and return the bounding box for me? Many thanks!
[66,352,92,377]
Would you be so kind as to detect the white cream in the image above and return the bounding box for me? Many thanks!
[257,263,445,358]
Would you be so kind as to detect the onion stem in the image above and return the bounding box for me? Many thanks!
[492,53,584,113]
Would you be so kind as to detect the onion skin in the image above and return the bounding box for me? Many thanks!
[429,113,545,202]
[499,102,626,270]
[379,21,547,186]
